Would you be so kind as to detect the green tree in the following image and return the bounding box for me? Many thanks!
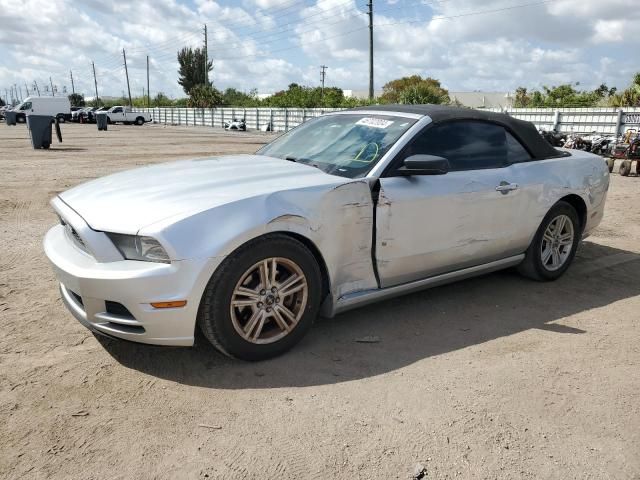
[609,73,640,107]
[68,93,85,107]
[152,92,172,106]
[177,47,213,95]
[221,88,258,107]
[514,87,530,107]
[187,84,222,108]
[380,75,449,104]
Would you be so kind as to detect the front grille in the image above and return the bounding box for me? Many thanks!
[59,216,88,252]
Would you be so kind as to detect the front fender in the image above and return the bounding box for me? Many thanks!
[145,180,378,306]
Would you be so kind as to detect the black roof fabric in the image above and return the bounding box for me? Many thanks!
[354,104,562,159]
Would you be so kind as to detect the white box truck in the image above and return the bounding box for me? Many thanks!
[13,97,71,123]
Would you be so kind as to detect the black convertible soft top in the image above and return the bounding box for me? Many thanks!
[354,104,563,160]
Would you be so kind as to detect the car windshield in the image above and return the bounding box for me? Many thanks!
[257,113,417,178]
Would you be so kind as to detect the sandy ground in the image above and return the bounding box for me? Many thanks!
[0,123,639,480]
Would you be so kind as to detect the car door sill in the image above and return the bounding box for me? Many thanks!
[331,254,524,316]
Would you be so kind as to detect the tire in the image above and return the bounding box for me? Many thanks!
[517,201,580,281]
[197,234,322,361]
[606,158,615,173]
[619,160,632,176]
[57,116,65,123]
[16,115,26,123]
[635,161,640,175]
[135,117,144,125]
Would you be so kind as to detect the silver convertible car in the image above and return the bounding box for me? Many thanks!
[44,105,609,360]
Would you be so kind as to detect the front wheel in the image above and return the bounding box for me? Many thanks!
[197,234,322,361]
[518,201,580,281]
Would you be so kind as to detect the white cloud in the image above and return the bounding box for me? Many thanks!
[0,0,638,102]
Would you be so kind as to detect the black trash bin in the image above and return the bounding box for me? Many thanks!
[27,115,61,149]
[4,111,17,126]
[96,112,108,131]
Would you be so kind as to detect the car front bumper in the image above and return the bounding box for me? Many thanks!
[44,224,220,346]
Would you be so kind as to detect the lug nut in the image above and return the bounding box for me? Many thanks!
[275,297,280,303]
[260,289,266,295]
[257,302,263,308]
[266,307,272,313]
[271,287,277,293]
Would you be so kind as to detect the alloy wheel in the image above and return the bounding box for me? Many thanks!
[230,257,308,344]
[540,214,574,271]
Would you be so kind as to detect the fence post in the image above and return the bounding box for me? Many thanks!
[553,109,560,132]
[256,108,259,130]
[285,108,289,131]
[270,109,273,132]
[615,108,624,137]
[221,108,224,127]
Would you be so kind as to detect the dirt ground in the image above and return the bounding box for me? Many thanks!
[0,123,638,480]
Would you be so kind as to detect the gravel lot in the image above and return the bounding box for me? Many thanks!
[1,123,639,479]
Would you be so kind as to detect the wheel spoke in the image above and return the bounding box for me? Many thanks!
[232,299,256,307]
[542,246,553,265]
[243,309,263,337]
[272,307,291,332]
[543,232,554,244]
[259,260,269,289]
[251,315,267,341]
[551,247,561,267]
[556,216,566,234]
[279,275,306,297]
[275,304,298,325]
[270,258,278,285]
[234,286,260,300]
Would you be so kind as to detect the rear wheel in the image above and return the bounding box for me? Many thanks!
[197,234,322,361]
[57,115,65,123]
[518,201,580,281]
[619,160,632,176]
[135,117,144,125]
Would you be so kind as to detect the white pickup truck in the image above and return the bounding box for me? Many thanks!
[105,106,152,125]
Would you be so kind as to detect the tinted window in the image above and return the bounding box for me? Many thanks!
[401,120,508,171]
[506,131,532,163]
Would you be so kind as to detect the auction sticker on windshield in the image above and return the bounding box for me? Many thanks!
[356,117,394,129]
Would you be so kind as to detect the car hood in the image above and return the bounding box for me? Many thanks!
[58,154,348,234]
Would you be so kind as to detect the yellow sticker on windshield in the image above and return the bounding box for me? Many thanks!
[356,117,394,129]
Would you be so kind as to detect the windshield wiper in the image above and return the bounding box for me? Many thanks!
[283,156,322,171]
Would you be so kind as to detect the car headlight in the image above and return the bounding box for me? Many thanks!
[106,233,170,263]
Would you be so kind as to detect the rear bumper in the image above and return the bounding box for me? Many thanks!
[44,224,222,346]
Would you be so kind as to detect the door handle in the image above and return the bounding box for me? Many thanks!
[496,182,519,193]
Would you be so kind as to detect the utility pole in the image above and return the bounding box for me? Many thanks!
[33,80,40,96]
[70,70,75,95]
[203,24,209,85]
[14,84,18,101]
[91,61,99,105]
[4,89,8,105]
[146,55,150,107]
[122,48,132,107]
[367,0,374,100]
[19,86,24,100]
[320,65,328,103]
[49,76,55,96]
[25,83,30,97]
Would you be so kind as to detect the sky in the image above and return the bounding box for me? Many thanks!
[0,0,638,102]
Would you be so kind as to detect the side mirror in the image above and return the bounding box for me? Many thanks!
[398,154,450,176]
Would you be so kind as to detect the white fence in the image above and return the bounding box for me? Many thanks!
[133,106,640,136]
[133,107,344,132]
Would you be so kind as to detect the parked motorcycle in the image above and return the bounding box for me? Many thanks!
[224,118,246,131]
[539,129,567,147]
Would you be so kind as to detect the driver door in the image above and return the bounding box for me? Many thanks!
[375,120,531,287]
